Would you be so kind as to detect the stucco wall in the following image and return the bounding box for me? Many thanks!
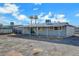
[22,27,66,37]
[48,30,66,37]
[22,28,30,34]
[38,27,48,36]
[21,26,75,37]
[75,27,79,34]
[66,26,75,37]
[0,29,12,34]
[37,27,66,37]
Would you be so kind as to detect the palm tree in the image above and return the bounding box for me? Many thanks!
[29,15,38,25]
[29,15,38,35]
[34,15,38,24]
[33,15,38,35]
[29,16,34,25]
[29,16,34,35]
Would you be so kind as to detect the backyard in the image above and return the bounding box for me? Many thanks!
[0,34,79,56]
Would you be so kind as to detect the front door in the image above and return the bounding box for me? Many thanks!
[30,28,35,35]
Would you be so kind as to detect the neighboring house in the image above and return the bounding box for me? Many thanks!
[0,26,12,34]
[13,25,23,34]
[19,22,75,38]
[0,22,23,34]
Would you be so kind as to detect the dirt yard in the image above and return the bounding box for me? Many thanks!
[0,34,79,56]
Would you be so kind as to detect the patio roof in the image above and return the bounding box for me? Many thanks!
[26,23,74,27]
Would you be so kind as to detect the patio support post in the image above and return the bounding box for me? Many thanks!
[36,27,38,35]
[47,27,48,37]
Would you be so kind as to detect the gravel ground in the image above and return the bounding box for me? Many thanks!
[0,34,79,56]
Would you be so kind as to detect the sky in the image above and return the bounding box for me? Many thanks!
[0,3,79,26]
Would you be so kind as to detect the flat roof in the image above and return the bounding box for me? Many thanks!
[14,23,75,28]
[26,23,75,27]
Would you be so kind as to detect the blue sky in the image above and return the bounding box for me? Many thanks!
[0,3,79,26]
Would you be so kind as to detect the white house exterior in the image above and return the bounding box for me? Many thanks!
[75,27,79,34]
[19,22,75,38]
[66,25,75,37]
[0,24,23,34]
[0,26,12,34]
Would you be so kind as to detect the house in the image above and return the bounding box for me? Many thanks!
[16,21,75,38]
[0,22,22,34]
[0,26,12,34]
[13,25,23,34]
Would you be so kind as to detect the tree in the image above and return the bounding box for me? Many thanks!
[29,15,38,35]
[29,15,38,24]
[29,16,34,25]
[34,15,38,24]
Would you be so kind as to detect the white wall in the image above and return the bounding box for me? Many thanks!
[48,30,66,37]
[22,28,30,34]
[38,27,48,36]
[75,27,79,34]
[22,27,66,37]
[37,27,66,37]
[0,29,12,34]
[66,26,75,37]
[21,26,75,37]
[22,27,48,36]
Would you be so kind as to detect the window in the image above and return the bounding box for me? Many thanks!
[61,26,65,30]
[38,27,45,31]
[54,27,58,30]
[49,27,53,30]
[53,26,65,30]
[59,27,62,30]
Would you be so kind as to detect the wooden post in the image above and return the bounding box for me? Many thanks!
[57,27,59,38]
[36,27,38,35]
[58,26,60,38]
[47,27,48,38]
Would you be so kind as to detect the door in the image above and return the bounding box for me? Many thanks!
[30,27,36,35]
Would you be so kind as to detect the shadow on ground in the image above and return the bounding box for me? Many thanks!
[8,34,79,46]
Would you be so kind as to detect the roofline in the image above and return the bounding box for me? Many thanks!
[13,24,75,28]
[25,24,75,28]
[66,25,75,27]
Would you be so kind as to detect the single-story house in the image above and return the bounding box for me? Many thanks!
[12,25,24,34]
[16,22,75,38]
[0,26,12,34]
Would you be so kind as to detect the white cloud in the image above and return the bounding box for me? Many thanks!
[43,12,53,19]
[48,12,53,17]
[54,14,65,18]
[38,12,68,23]
[17,15,27,20]
[12,13,29,20]
[0,3,28,21]
[33,8,39,11]
[37,12,53,23]
[58,18,68,22]
[0,3,19,14]
[51,14,69,23]
[51,18,68,23]
[38,12,53,20]
[38,12,44,18]
[75,13,79,17]
[12,12,19,17]
[0,16,11,25]
[34,3,42,5]
[0,3,69,25]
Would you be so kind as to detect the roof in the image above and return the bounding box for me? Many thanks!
[0,26,12,29]
[26,23,75,27]
[12,23,75,29]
